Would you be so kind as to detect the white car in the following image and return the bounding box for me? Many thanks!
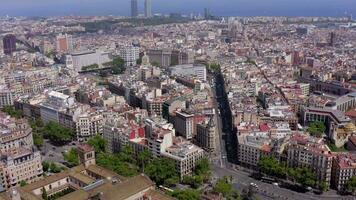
[272,182,279,186]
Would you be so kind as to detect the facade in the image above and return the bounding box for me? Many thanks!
[0,144,172,200]
[56,33,73,53]
[169,64,207,82]
[325,92,356,112]
[144,0,152,18]
[145,49,193,67]
[237,134,271,168]
[195,118,216,153]
[130,0,138,17]
[75,112,103,142]
[0,113,43,189]
[0,116,33,153]
[0,86,13,108]
[286,134,333,187]
[0,149,43,189]
[66,51,111,72]
[162,138,205,178]
[2,34,16,55]
[118,45,139,67]
[302,107,351,146]
[174,110,194,140]
[331,153,356,191]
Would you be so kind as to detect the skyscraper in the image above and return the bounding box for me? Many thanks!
[131,0,138,17]
[144,0,152,18]
[2,34,16,55]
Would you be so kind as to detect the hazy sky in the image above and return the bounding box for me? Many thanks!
[0,0,355,17]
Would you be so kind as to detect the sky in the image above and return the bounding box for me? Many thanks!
[0,0,355,17]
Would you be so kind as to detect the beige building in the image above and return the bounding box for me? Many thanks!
[331,153,356,191]
[0,148,43,189]
[286,134,333,187]
[174,110,194,140]
[0,144,173,200]
[0,117,33,153]
[162,138,205,178]
[75,111,103,142]
[237,134,271,168]
[195,118,216,153]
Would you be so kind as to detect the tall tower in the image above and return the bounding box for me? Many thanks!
[77,144,96,168]
[3,34,16,55]
[144,0,152,18]
[131,0,138,17]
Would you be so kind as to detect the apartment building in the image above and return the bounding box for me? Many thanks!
[237,134,271,168]
[302,107,352,146]
[75,111,103,142]
[0,114,33,153]
[195,118,216,153]
[0,148,43,189]
[162,138,205,178]
[331,153,356,191]
[286,134,333,187]
[174,110,194,140]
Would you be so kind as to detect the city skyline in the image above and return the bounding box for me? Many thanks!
[0,0,355,17]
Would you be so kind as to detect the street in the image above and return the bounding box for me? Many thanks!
[208,73,355,200]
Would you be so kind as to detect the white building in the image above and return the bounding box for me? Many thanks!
[118,45,139,67]
[174,110,194,140]
[169,64,207,82]
[66,51,111,72]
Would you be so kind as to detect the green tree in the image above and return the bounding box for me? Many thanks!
[145,158,179,186]
[294,167,316,187]
[1,106,22,118]
[42,161,50,172]
[50,162,62,173]
[63,148,79,166]
[171,189,201,200]
[318,181,328,193]
[88,135,107,153]
[213,176,233,197]
[138,149,152,172]
[20,180,27,187]
[33,133,44,148]
[43,122,74,145]
[96,153,139,177]
[111,57,126,74]
[136,57,142,65]
[194,158,211,180]
[307,121,326,138]
[345,176,356,195]
[42,187,48,200]
[258,156,286,179]
[119,145,135,163]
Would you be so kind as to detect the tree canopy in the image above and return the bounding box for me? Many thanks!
[43,121,74,145]
[1,106,22,118]
[307,121,326,138]
[96,153,139,177]
[63,148,79,167]
[171,189,201,200]
[258,156,317,188]
[345,176,356,194]
[111,57,126,74]
[145,158,179,186]
[88,135,107,153]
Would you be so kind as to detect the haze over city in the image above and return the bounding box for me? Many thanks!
[0,0,356,17]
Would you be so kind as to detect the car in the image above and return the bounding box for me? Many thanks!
[272,182,279,186]
[49,154,54,157]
